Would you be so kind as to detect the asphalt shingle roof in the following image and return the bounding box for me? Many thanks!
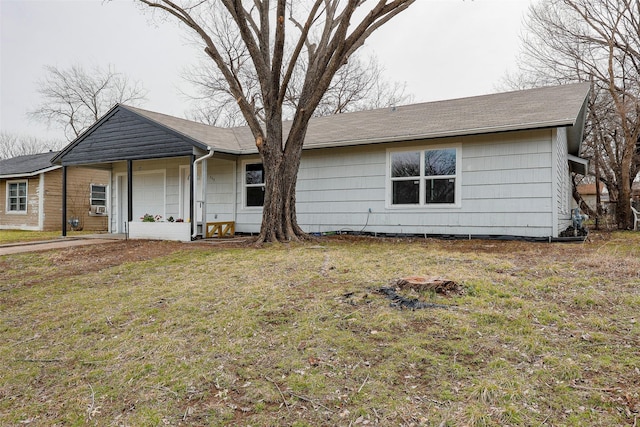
[0,151,60,177]
[123,83,590,155]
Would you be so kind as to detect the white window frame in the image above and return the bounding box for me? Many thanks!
[6,180,28,214]
[241,160,265,209]
[90,183,108,207]
[386,143,462,209]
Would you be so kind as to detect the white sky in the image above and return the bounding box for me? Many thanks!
[0,0,533,142]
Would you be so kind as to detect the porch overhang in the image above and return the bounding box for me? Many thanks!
[568,154,589,176]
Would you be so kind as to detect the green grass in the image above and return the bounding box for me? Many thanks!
[1,232,639,426]
[0,230,95,245]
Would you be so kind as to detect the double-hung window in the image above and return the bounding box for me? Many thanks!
[390,147,458,206]
[7,181,27,213]
[90,184,107,206]
[245,163,265,207]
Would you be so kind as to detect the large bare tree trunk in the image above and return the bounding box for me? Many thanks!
[138,0,416,243]
[256,120,308,244]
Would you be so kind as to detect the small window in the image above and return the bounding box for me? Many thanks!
[90,184,107,207]
[7,181,27,212]
[389,147,459,206]
[245,163,265,207]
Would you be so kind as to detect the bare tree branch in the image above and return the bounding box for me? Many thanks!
[505,0,640,228]
[29,64,146,141]
[0,131,64,160]
[136,0,416,243]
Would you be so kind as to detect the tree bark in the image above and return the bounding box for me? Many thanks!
[256,117,309,244]
[571,175,597,218]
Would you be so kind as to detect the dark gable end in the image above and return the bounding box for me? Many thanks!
[53,106,206,166]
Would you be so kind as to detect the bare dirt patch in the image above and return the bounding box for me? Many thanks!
[48,240,187,274]
[43,238,255,280]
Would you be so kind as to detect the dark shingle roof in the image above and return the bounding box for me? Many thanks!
[123,83,590,155]
[0,151,60,177]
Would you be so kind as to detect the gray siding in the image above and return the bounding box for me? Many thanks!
[554,127,572,234]
[204,158,236,223]
[233,129,558,237]
[59,109,197,166]
[102,128,566,239]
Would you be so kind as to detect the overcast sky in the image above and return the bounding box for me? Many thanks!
[0,0,534,143]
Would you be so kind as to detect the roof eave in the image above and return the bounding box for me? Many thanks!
[567,94,589,156]
[0,165,61,179]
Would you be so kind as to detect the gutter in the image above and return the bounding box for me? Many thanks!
[192,147,214,239]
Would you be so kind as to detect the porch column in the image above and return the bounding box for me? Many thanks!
[61,165,67,237]
[190,154,195,237]
[127,160,133,222]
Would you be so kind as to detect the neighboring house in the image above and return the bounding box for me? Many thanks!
[574,182,610,212]
[0,152,109,232]
[52,83,590,241]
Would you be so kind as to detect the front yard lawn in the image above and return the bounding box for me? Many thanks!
[1,233,639,426]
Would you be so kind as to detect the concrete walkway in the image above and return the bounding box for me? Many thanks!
[0,234,126,256]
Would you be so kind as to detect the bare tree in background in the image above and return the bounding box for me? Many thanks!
[0,131,64,160]
[138,0,416,243]
[503,0,640,229]
[187,52,413,126]
[29,64,147,141]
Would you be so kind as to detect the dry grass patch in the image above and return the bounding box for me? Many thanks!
[1,232,639,426]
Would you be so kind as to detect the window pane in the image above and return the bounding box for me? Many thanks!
[246,164,264,184]
[426,178,455,204]
[8,183,27,211]
[91,185,107,206]
[392,180,419,204]
[424,149,456,176]
[246,186,265,207]
[391,152,420,177]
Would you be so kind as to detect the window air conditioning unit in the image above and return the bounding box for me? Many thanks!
[95,206,107,215]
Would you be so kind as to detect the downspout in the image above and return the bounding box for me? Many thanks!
[192,147,214,239]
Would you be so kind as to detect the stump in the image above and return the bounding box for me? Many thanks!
[393,276,464,296]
